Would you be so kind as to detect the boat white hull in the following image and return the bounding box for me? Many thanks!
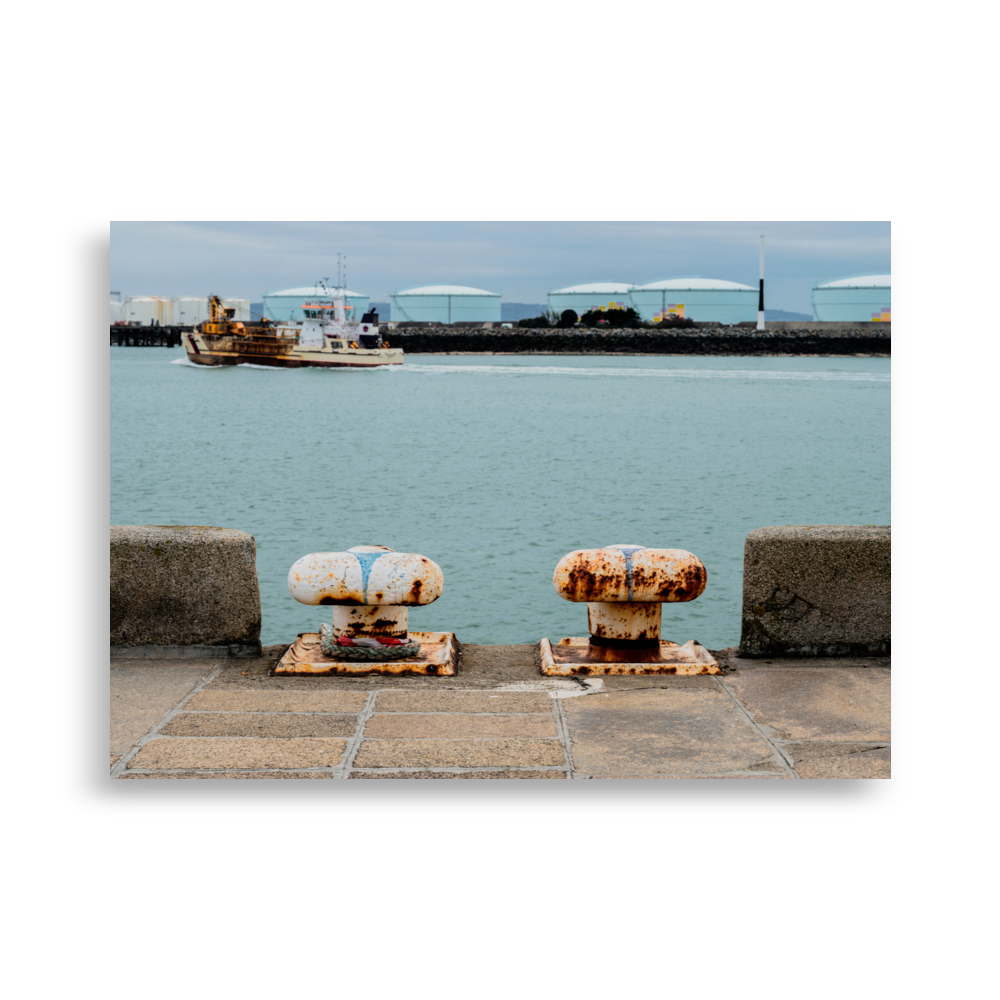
[183,330,403,368]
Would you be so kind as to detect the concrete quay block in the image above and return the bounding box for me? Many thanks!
[739,526,890,657]
[111,525,261,655]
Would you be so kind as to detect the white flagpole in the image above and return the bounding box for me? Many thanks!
[757,234,766,331]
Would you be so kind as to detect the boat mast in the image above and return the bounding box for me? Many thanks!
[335,253,347,324]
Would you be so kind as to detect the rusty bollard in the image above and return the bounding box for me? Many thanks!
[539,544,721,675]
[274,545,459,676]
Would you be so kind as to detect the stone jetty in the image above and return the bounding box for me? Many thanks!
[388,323,890,356]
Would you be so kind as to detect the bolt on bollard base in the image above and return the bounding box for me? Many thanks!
[538,636,720,676]
[275,631,460,676]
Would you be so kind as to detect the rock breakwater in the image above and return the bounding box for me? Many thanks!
[390,325,890,356]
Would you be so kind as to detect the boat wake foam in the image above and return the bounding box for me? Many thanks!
[401,363,890,383]
[170,357,222,368]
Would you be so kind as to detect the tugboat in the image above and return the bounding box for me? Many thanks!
[182,295,402,369]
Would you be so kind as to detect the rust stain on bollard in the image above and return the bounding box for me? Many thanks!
[541,544,720,675]
[277,545,458,675]
[554,546,707,604]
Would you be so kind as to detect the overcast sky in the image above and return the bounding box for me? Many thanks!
[110,221,890,314]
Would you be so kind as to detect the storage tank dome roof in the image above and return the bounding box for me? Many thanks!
[635,277,754,291]
[394,284,500,296]
[550,281,634,294]
[815,274,891,289]
[267,285,367,297]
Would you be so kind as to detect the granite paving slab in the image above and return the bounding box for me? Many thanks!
[601,674,720,689]
[118,771,335,779]
[349,770,566,779]
[721,668,890,741]
[793,746,890,778]
[586,773,791,779]
[184,690,368,713]
[562,688,785,777]
[353,738,566,769]
[111,665,213,759]
[372,690,553,713]
[126,737,348,770]
[160,712,359,738]
[364,713,558,739]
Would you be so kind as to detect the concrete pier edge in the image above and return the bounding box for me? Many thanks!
[110,643,890,779]
[111,643,262,659]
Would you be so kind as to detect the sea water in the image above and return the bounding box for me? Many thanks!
[111,348,890,649]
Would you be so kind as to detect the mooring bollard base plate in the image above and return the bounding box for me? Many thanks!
[538,637,720,676]
[275,632,460,676]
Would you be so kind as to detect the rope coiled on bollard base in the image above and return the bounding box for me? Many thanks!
[319,622,421,660]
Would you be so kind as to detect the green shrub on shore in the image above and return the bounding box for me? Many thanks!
[580,307,643,329]
[517,309,562,329]
[652,313,696,329]
[517,314,550,328]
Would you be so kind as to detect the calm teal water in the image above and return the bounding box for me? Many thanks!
[111,348,890,649]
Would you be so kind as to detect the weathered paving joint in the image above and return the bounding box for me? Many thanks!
[739,525,891,657]
[110,526,262,656]
[388,326,891,356]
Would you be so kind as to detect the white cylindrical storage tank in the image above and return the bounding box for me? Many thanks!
[223,298,251,321]
[811,274,891,322]
[171,297,209,326]
[262,285,370,323]
[630,278,757,324]
[122,296,173,326]
[547,282,634,319]
[110,299,124,325]
[390,285,501,324]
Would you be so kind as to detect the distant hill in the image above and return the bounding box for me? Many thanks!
[765,308,812,321]
[502,303,549,322]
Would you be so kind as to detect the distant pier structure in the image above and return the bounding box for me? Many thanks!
[110,326,185,347]
[109,296,252,346]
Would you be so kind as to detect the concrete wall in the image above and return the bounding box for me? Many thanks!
[111,525,261,656]
[739,525,890,657]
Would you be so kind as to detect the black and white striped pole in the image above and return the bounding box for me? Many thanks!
[756,234,766,331]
